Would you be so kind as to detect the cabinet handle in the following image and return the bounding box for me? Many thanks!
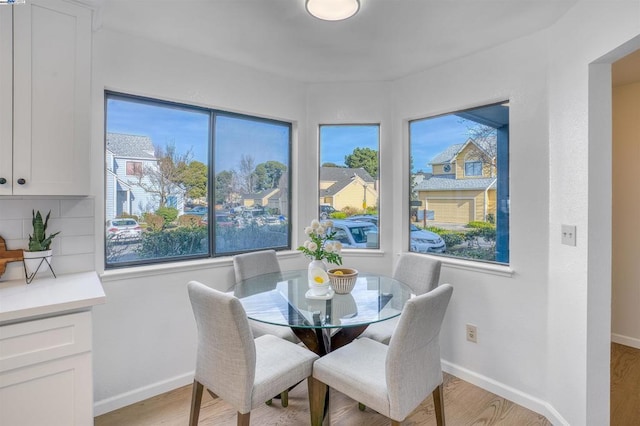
[0,177,6,184]
[17,178,26,185]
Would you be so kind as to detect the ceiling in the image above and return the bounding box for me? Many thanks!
[99,0,580,83]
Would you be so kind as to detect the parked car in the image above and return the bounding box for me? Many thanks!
[345,214,378,225]
[186,206,208,217]
[320,204,337,220]
[106,218,142,242]
[346,215,446,253]
[410,224,446,253]
[327,219,378,248]
[215,213,235,227]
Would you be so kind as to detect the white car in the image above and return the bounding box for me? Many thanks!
[327,220,378,248]
[106,218,142,242]
[410,224,446,253]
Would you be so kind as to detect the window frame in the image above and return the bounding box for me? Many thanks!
[408,101,510,266]
[104,91,293,269]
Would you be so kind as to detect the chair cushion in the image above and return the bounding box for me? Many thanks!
[250,321,300,343]
[313,337,391,416]
[251,335,318,409]
[357,317,399,345]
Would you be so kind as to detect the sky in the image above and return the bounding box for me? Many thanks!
[106,96,476,174]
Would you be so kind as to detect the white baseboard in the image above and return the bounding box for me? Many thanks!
[93,372,194,417]
[612,333,640,350]
[441,360,569,426]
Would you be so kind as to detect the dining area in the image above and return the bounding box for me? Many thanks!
[186,249,452,425]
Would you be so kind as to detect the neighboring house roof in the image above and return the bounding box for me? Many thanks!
[106,132,156,159]
[415,174,496,191]
[320,166,375,197]
[429,137,497,165]
[430,143,465,165]
[320,167,375,183]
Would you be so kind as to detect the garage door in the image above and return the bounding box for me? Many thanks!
[428,199,473,223]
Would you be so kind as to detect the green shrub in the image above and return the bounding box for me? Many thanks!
[117,212,140,222]
[330,212,347,219]
[155,206,179,224]
[138,227,208,258]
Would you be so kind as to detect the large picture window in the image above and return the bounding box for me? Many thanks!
[409,102,509,264]
[104,92,291,268]
[319,124,380,249]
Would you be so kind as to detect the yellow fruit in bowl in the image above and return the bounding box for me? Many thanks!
[333,270,344,275]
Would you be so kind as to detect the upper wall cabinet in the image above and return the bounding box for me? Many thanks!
[0,0,91,196]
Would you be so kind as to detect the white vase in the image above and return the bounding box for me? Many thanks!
[23,249,53,280]
[308,259,327,288]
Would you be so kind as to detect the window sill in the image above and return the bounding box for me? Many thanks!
[101,250,302,282]
[438,256,513,277]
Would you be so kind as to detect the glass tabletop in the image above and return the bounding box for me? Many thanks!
[231,269,413,329]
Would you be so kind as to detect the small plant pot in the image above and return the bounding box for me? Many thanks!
[23,249,53,280]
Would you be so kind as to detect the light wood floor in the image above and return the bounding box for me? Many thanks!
[611,343,640,425]
[95,373,550,425]
[95,343,640,426]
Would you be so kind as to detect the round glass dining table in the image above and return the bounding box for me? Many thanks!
[231,269,413,355]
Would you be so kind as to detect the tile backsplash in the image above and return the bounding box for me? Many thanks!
[0,197,95,281]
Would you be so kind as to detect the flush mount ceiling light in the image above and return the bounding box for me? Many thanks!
[306,0,360,21]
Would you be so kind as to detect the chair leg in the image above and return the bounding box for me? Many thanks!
[432,383,445,426]
[281,390,289,407]
[189,380,204,426]
[237,411,250,426]
[308,377,328,426]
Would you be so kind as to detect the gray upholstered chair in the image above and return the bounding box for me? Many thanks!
[187,280,319,426]
[358,253,442,344]
[309,283,453,426]
[232,250,301,344]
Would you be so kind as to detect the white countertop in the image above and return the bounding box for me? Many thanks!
[0,271,105,324]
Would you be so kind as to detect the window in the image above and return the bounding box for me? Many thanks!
[126,161,143,176]
[319,124,380,249]
[409,102,509,264]
[464,161,482,176]
[104,92,291,268]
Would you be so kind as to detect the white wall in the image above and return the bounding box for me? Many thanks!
[612,81,640,349]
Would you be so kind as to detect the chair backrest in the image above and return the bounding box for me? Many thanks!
[392,253,441,295]
[187,280,256,411]
[385,283,453,421]
[233,249,281,282]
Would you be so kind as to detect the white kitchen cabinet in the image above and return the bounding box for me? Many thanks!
[0,0,91,196]
[0,313,94,425]
[0,272,106,426]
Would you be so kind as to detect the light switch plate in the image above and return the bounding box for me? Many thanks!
[561,225,577,246]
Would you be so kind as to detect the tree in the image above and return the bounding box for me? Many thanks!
[215,170,236,205]
[238,154,256,193]
[321,162,343,168]
[176,160,207,199]
[345,147,378,178]
[132,143,189,208]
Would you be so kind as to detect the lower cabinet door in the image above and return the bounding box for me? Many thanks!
[0,352,93,426]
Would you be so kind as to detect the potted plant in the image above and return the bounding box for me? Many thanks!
[23,210,60,279]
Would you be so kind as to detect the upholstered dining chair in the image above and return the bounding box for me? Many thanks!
[187,280,319,426]
[309,283,453,426]
[358,253,442,344]
[232,250,301,344]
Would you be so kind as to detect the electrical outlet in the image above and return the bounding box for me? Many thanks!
[561,224,577,246]
[466,324,478,343]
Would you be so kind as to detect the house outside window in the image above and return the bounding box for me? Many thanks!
[319,124,380,249]
[409,102,509,264]
[104,92,291,268]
